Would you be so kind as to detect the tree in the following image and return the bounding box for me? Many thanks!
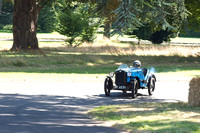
[11,0,54,51]
[111,0,188,36]
[96,0,119,39]
[56,1,99,47]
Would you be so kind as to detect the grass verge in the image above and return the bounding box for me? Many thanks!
[0,35,199,78]
[0,41,199,74]
[88,102,200,133]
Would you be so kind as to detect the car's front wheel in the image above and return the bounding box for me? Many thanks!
[104,78,112,96]
[131,80,138,98]
[148,77,155,95]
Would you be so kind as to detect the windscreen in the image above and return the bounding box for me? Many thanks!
[118,64,128,69]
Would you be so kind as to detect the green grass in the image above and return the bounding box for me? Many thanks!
[0,39,199,75]
[88,102,200,133]
[0,32,199,78]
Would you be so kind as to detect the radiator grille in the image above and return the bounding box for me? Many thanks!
[115,71,127,86]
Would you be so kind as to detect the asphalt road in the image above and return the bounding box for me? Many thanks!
[0,80,189,133]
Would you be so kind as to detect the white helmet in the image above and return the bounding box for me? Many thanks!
[133,60,141,68]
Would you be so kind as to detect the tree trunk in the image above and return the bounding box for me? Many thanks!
[103,20,111,39]
[11,0,39,51]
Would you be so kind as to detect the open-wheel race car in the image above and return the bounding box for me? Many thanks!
[104,60,156,98]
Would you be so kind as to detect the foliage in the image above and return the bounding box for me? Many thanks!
[0,0,57,32]
[185,0,200,32]
[149,29,172,44]
[112,0,143,35]
[0,0,2,14]
[128,24,173,44]
[38,5,58,33]
[179,28,200,38]
[0,0,13,27]
[121,0,189,43]
[95,0,119,38]
[110,0,188,36]
[128,24,152,44]
[56,1,99,47]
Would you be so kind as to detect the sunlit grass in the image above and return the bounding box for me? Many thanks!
[0,40,199,75]
[0,32,199,76]
[88,102,200,133]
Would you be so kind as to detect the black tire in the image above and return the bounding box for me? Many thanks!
[148,77,155,95]
[131,80,138,98]
[104,78,111,96]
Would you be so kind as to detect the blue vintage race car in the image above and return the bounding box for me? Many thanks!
[104,64,156,98]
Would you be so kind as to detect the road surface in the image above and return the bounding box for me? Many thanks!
[0,79,190,133]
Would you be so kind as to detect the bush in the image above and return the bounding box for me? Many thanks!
[56,2,99,47]
[188,77,200,107]
[57,11,85,47]
[149,30,172,44]
[81,21,97,43]
[127,24,173,44]
[3,24,12,30]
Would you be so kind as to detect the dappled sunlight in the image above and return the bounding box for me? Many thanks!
[0,94,124,132]
[89,103,200,132]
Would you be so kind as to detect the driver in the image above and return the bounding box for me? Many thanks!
[133,60,141,68]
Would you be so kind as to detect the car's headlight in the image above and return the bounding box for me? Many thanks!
[127,72,132,76]
[109,72,114,77]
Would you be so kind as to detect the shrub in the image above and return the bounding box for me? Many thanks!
[56,2,99,47]
[149,30,172,44]
[3,24,12,30]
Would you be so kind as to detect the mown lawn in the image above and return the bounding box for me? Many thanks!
[0,39,199,74]
[0,32,199,78]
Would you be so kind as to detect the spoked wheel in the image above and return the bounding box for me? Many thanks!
[104,78,112,96]
[148,77,155,95]
[131,80,138,98]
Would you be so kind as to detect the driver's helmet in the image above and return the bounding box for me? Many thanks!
[133,60,141,68]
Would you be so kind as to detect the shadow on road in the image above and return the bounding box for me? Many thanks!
[0,93,181,133]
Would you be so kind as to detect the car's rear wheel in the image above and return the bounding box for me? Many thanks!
[148,77,155,95]
[131,80,138,98]
[104,78,111,96]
